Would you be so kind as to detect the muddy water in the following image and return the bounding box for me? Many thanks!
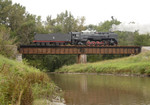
[49,74,150,105]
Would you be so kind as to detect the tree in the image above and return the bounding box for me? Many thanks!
[76,16,86,31]
[85,24,97,31]
[0,0,12,25]
[134,33,150,46]
[8,3,26,31]
[45,16,56,33]
[0,25,15,57]
[35,16,47,33]
[97,19,121,32]
[47,10,86,33]
[16,13,36,44]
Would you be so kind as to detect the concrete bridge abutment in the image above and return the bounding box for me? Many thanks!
[16,53,22,62]
[77,54,87,64]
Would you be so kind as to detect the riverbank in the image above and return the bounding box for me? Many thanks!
[0,55,63,105]
[57,52,150,76]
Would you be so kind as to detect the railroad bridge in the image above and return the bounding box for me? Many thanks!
[19,45,141,63]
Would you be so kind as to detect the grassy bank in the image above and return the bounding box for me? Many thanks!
[0,55,61,105]
[57,52,150,75]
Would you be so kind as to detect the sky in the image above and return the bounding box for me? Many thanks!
[12,0,150,25]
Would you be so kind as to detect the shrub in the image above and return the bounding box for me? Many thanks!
[0,55,60,105]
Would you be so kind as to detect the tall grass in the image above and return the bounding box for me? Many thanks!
[57,52,150,75]
[0,55,60,105]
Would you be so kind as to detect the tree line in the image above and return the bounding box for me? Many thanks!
[1,0,150,71]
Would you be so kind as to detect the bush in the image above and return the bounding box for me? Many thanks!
[0,55,60,105]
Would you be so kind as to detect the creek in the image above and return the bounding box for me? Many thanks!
[49,74,150,105]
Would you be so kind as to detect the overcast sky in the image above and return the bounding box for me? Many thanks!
[12,0,150,25]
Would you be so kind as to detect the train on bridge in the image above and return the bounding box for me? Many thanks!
[32,32,118,46]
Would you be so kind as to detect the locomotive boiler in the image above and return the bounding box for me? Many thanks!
[33,32,118,46]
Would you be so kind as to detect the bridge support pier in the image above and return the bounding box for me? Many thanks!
[16,54,22,62]
[77,54,87,64]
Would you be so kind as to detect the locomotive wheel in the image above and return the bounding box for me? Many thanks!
[86,41,91,46]
[86,41,106,46]
[90,41,95,46]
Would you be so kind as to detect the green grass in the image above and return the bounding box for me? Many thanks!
[0,55,61,105]
[57,52,150,75]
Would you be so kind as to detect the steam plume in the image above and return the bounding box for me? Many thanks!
[111,23,150,34]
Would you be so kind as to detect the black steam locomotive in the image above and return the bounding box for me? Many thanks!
[33,32,118,46]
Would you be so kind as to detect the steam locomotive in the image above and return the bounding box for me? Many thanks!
[33,32,118,46]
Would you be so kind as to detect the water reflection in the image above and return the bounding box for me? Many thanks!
[80,75,87,93]
[49,74,150,105]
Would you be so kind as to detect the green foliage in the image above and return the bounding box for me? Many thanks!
[0,0,12,25]
[0,55,61,105]
[45,10,86,33]
[24,55,76,72]
[57,51,150,75]
[134,33,150,46]
[0,25,12,45]
[116,31,136,45]
[0,0,37,45]
[87,54,127,62]
[86,24,97,31]
[17,13,36,44]
[8,3,26,31]
[115,31,150,46]
[0,25,16,58]
[97,19,121,32]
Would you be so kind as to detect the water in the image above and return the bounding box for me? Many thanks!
[49,74,150,105]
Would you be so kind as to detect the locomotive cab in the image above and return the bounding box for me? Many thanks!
[70,32,84,45]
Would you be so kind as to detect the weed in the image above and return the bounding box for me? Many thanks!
[57,51,150,76]
[0,55,60,105]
